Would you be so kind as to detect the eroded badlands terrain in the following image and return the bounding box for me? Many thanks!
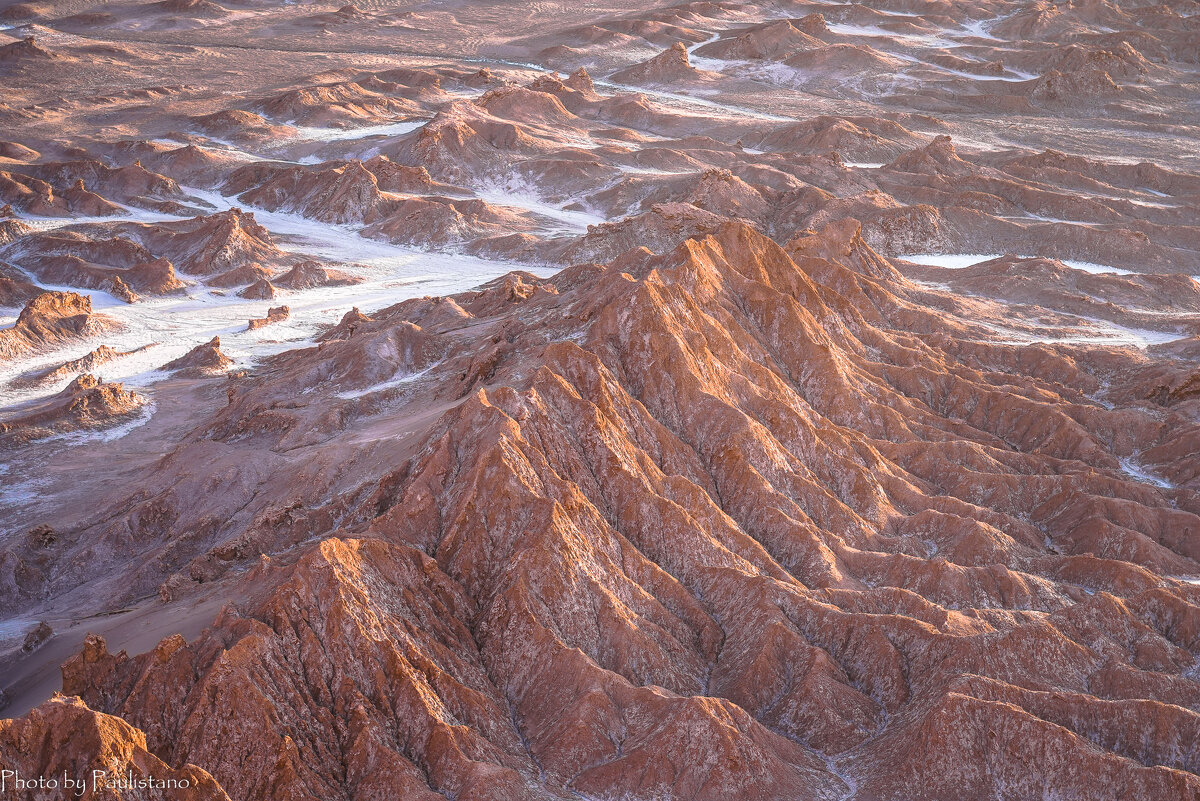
[1,0,1199,799]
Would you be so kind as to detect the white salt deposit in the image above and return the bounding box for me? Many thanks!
[291,119,428,142]
[902,253,1135,276]
[0,187,556,414]
[336,365,436,400]
[1119,457,1172,489]
[475,179,606,233]
[0,618,37,643]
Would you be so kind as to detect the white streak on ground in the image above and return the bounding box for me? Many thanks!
[592,76,794,122]
[1119,457,1173,489]
[902,253,1135,275]
[335,365,435,400]
[474,178,606,233]
[0,618,37,643]
[290,119,428,142]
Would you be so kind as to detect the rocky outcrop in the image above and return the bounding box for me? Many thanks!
[0,291,119,361]
[140,144,247,188]
[0,373,142,442]
[11,343,150,388]
[756,115,923,161]
[11,224,1199,801]
[554,201,725,263]
[0,695,229,800]
[189,109,292,142]
[0,217,34,246]
[18,159,184,205]
[226,160,389,224]
[273,260,360,290]
[364,195,535,248]
[0,170,121,217]
[207,263,272,288]
[361,156,443,193]
[1031,68,1122,103]
[611,42,700,85]
[886,135,977,176]
[0,36,57,65]
[123,209,285,276]
[245,305,289,330]
[237,278,275,299]
[2,231,186,296]
[257,81,420,127]
[160,336,233,377]
[694,19,823,61]
[783,43,906,74]
[1049,42,1151,82]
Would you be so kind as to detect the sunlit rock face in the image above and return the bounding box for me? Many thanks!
[0,0,1199,799]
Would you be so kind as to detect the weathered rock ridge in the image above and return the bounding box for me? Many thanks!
[7,223,1199,801]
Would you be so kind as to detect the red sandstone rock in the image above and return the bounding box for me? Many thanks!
[0,373,142,442]
[612,42,702,84]
[237,277,275,299]
[0,36,56,64]
[4,224,1196,801]
[0,260,41,305]
[245,304,289,330]
[0,695,229,800]
[161,336,233,376]
[0,291,119,361]
[694,20,823,61]
[189,109,292,143]
[226,160,391,224]
[273,260,360,290]
[18,159,183,206]
[1,5,1199,800]
[123,209,285,277]
[0,170,122,217]
[11,343,150,388]
[1031,67,1123,103]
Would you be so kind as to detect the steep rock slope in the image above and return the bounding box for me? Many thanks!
[14,223,1199,801]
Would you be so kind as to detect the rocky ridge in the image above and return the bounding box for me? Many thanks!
[7,222,1199,801]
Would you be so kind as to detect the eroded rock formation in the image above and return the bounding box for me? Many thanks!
[8,223,1197,801]
[0,291,118,361]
